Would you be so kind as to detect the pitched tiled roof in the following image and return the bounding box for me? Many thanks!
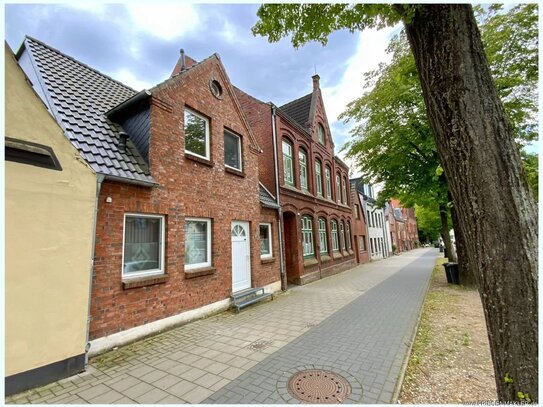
[278,93,312,128]
[259,184,280,209]
[21,36,156,185]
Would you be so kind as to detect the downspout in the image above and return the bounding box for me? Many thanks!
[85,173,105,364]
[271,105,286,291]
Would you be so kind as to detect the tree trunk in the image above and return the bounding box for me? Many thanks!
[400,4,538,402]
[449,192,477,288]
[439,203,456,262]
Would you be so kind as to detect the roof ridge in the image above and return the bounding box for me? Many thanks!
[24,35,137,94]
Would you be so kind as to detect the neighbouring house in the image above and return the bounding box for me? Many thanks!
[389,199,419,252]
[350,181,370,264]
[236,75,356,285]
[5,43,96,395]
[16,36,282,356]
[351,178,389,261]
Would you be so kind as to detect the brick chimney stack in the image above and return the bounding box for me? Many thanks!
[312,74,320,91]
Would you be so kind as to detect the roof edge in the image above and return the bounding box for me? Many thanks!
[105,89,152,118]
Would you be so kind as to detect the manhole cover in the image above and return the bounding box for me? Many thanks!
[247,339,273,351]
[287,369,352,403]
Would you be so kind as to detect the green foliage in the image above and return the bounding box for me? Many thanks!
[415,204,442,242]
[504,373,514,383]
[520,151,538,202]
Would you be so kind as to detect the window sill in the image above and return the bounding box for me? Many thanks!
[320,254,332,263]
[261,256,275,264]
[332,251,343,259]
[225,167,245,177]
[185,266,216,279]
[303,257,318,267]
[122,274,168,290]
[185,153,214,167]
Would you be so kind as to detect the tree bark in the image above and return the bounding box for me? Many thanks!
[449,192,477,288]
[400,4,538,402]
[439,203,456,262]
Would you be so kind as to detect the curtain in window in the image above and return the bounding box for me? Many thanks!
[185,220,208,265]
[124,217,161,274]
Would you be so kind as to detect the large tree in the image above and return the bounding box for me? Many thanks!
[253,4,538,402]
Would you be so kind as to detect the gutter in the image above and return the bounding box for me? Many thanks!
[85,173,105,363]
[271,105,286,291]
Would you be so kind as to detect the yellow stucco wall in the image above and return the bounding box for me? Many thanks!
[5,44,97,376]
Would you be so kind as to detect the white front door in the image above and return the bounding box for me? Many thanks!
[231,221,251,292]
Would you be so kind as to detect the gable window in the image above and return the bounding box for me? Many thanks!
[260,223,272,258]
[340,221,346,251]
[346,223,352,250]
[123,214,165,278]
[315,161,323,197]
[5,137,62,171]
[359,235,367,252]
[301,216,314,257]
[318,218,328,254]
[282,140,294,186]
[336,174,341,203]
[317,123,325,145]
[224,130,242,171]
[354,204,360,219]
[331,220,339,252]
[185,218,211,270]
[184,108,210,160]
[342,177,348,204]
[325,167,332,199]
[299,149,308,191]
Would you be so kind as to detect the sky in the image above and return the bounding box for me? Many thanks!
[4,3,402,172]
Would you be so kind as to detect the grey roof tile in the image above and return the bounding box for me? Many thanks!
[259,184,280,209]
[279,93,312,128]
[23,36,155,184]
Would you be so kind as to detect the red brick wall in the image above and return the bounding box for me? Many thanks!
[351,184,370,264]
[90,57,280,339]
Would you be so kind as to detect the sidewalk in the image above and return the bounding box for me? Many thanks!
[7,248,438,404]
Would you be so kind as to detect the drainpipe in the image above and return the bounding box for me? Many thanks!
[271,105,286,291]
[85,173,105,364]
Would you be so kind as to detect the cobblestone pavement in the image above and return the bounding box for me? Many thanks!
[6,248,437,404]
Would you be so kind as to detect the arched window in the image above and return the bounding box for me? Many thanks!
[340,221,346,251]
[301,216,314,257]
[299,149,308,191]
[346,222,352,250]
[282,140,294,186]
[325,166,332,199]
[336,174,341,203]
[318,217,328,254]
[315,160,323,197]
[331,220,339,252]
[317,123,325,145]
[342,176,348,204]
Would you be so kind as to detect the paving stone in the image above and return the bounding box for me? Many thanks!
[165,379,197,398]
[156,394,187,404]
[181,385,215,403]
[179,367,207,382]
[132,387,170,403]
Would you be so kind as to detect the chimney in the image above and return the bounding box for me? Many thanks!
[118,131,128,152]
[180,48,186,71]
[312,74,320,91]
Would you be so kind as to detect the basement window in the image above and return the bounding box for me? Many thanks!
[5,137,62,171]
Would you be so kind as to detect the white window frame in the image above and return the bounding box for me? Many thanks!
[184,108,210,160]
[331,220,339,252]
[325,167,332,199]
[315,161,323,197]
[122,213,165,279]
[318,217,328,254]
[184,217,212,270]
[224,130,242,171]
[346,223,352,250]
[282,140,294,186]
[336,174,341,203]
[317,123,325,145]
[301,216,314,257]
[340,222,346,251]
[259,223,273,259]
[299,150,308,191]
[342,177,348,204]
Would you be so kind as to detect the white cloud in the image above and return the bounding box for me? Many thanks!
[112,69,154,92]
[126,3,201,40]
[64,3,108,15]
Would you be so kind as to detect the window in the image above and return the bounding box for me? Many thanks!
[260,223,272,258]
[325,167,332,199]
[317,123,325,145]
[354,204,360,219]
[367,210,372,227]
[299,149,308,191]
[5,137,62,171]
[185,218,211,270]
[123,214,165,278]
[336,174,341,203]
[342,177,348,204]
[359,235,367,252]
[340,222,346,251]
[331,220,339,252]
[346,223,352,250]
[301,216,314,257]
[184,108,210,160]
[282,140,294,186]
[318,218,328,254]
[315,161,323,197]
[224,130,242,171]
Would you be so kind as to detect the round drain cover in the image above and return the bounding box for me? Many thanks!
[287,369,352,403]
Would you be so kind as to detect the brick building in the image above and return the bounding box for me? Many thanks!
[17,37,282,353]
[236,75,356,285]
[389,199,419,252]
[350,181,370,264]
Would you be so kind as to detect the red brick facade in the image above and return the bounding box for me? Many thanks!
[388,199,419,253]
[350,183,370,264]
[90,57,281,339]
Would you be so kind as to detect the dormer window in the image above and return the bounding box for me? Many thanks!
[317,123,325,145]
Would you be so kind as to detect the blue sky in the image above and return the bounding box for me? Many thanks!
[4,3,401,169]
